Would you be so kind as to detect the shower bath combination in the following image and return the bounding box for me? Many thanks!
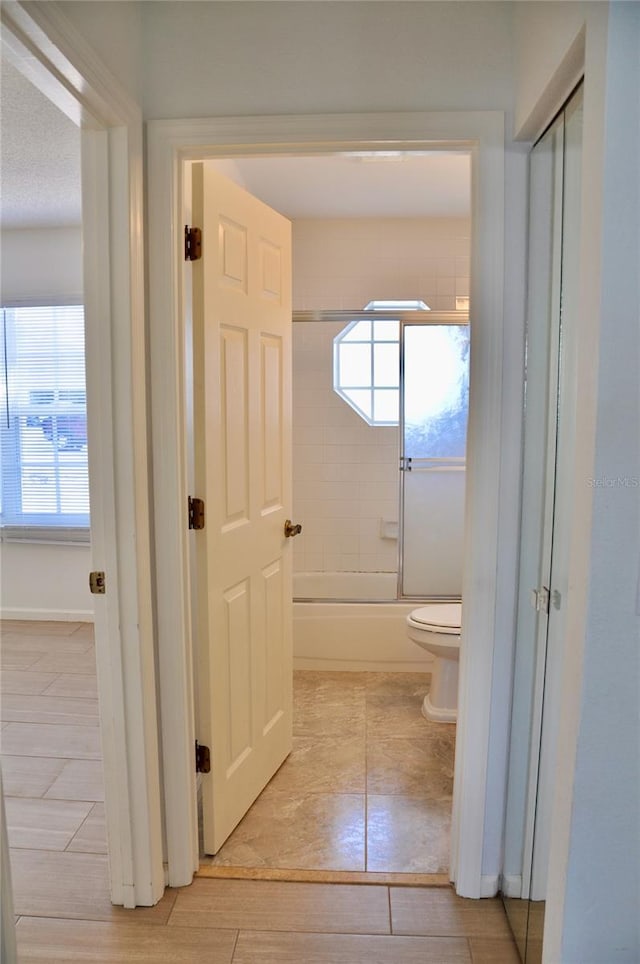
[291,308,468,698]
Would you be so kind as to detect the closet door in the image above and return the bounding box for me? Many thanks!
[526,87,584,955]
[502,84,583,963]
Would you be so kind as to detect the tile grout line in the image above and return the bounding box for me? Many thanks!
[364,681,369,874]
[19,910,481,941]
[229,927,241,961]
[63,801,99,853]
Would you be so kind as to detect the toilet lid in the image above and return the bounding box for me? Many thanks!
[409,603,461,634]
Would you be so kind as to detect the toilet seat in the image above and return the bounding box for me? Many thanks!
[407,603,461,635]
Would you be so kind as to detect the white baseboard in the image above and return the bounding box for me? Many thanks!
[0,608,94,623]
[480,874,500,897]
[501,874,523,897]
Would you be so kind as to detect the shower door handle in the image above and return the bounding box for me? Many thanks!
[284,519,303,538]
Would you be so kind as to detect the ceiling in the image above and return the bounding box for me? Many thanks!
[210,153,471,219]
[1,59,82,229]
[1,61,470,228]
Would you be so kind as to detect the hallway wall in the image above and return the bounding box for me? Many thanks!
[513,3,640,960]
[56,0,526,895]
[138,1,514,119]
[34,9,640,955]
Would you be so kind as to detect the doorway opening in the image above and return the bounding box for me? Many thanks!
[3,2,164,913]
[0,56,109,914]
[188,150,471,880]
[149,108,506,898]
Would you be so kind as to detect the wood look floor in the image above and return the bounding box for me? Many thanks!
[1,620,520,963]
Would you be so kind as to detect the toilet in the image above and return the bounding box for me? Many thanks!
[406,602,462,723]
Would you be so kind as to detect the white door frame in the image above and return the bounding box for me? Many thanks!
[1,3,164,907]
[148,111,506,896]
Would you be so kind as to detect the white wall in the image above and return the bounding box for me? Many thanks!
[37,7,639,949]
[293,218,470,313]
[1,540,92,621]
[513,3,640,961]
[292,218,470,580]
[0,227,92,620]
[1,227,83,303]
[55,0,529,901]
[57,1,143,105]
[139,1,514,119]
[513,1,593,137]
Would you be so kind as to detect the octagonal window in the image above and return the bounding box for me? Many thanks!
[332,301,429,426]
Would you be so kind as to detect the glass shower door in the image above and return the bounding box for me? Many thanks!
[399,322,469,598]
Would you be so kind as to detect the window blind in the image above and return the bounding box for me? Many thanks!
[1,305,90,529]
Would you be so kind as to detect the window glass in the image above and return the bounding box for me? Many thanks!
[338,342,371,388]
[341,320,371,342]
[333,306,467,445]
[1,305,90,530]
[373,343,399,388]
[373,389,399,424]
[403,324,469,458]
[372,319,399,341]
[346,389,373,421]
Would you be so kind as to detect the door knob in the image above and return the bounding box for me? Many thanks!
[284,519,302,538]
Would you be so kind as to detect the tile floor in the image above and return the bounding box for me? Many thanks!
[1,620,520,963]
[203,670,456,875]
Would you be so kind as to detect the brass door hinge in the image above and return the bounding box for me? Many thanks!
[184,225,202,261]
[195,741,211,773]
[188,496,205,530]
[89,571,106,595]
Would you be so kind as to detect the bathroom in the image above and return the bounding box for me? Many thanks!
[198,152,471,879]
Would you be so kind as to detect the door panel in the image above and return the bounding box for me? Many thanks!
[192,161,293,855]
[262,558,286,730]
[261,335,284,511]
[221,326,249,526]
[224,579,252,768]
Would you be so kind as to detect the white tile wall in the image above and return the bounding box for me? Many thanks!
[292,217,470,574]
[293,217,470,312]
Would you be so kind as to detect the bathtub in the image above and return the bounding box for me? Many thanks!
[293,571,435,672]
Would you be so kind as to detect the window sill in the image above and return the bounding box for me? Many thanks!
[0,527,90,546]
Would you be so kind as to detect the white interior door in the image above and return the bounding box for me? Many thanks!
[192,162,293,855]
[529,86,584,903]
[503,87,583,959]
[502,105,564,906]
